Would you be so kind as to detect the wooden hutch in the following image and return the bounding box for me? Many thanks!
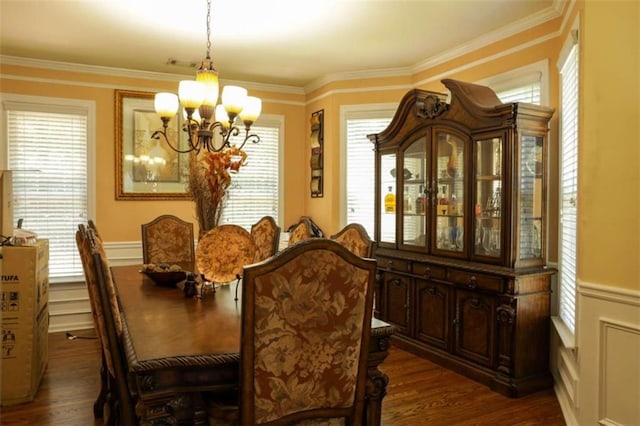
[368,79,555,397]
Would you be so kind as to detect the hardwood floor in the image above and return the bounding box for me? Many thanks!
[0,331,565,425]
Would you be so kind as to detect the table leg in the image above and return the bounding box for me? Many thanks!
[365,334,392,426]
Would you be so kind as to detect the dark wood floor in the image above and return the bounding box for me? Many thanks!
[1,331,565,425]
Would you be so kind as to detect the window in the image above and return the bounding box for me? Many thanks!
[557,30,580,334]
[481,59,548,106]
[220,115,283,230]
[342,106,394,238]
[496,81,541,104]
[1,95,95,281]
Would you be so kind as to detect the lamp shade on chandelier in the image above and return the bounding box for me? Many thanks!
[153,0,261,154]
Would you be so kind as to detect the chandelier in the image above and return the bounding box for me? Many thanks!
[153,0,261,154]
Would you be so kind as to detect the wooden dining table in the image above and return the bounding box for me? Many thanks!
[111,264,395,425]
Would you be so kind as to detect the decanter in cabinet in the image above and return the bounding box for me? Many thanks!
[369,79,555,397]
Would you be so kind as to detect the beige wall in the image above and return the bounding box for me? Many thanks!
[581,0,639,291]
[2,0,638,292]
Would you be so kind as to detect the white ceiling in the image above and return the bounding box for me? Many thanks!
[0,0,560,89]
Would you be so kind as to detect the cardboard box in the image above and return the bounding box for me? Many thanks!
[1,239,49,406]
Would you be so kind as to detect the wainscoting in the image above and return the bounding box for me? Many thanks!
[551,280,640,426]
[48,241,141,332]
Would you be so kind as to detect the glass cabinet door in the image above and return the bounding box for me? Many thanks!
[380,152,397,244]
[401,137,427,247]
[473,137,503,258]
[518,135,543,260]
[434,132,464,253]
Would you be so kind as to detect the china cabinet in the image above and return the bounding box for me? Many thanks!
[369,79,555,397]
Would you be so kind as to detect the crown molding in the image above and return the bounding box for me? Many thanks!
[304,66,413,94]
[2,2,564,98]
[304,3,562,93]
[0,55,304,96]
[412,5,562,74]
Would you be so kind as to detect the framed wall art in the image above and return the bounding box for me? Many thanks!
[115,90,191,200]
[310,109,323,198]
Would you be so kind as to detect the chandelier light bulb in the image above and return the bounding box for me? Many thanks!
[178,81,205,110]
[154,93,179,119]
[222,86,248,116]
[239,96,262,124]
[215,104,230,128]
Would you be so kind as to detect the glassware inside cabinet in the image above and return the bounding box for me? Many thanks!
[401,137,427,247]
[474,137,503,257]
[380,153,397,244]
[435,132,464,252]
[519,135,543,260]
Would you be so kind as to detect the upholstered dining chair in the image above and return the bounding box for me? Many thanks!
[250,215,281,262]
[141,214,195,266]
[330,223,374,258]
[207,238,377,425]
[76,224,136,425]
[287,216,323,246]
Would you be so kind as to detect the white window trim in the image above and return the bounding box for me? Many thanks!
[1,93,96,283]
[339,103,397,228]
[553,14,580,344]
[476,59,550,106]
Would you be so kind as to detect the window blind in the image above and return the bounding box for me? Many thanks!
[346,116,392,238]
[6,109,88,279]
[220,120,280,230]
[496,81,541,104]
[558,43,579,333]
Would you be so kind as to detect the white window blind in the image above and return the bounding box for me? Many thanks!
[220,118,281,230]
[558,42,579,334]
[346,115,393,238]
[5,107,89,280]
[496,81,541,104]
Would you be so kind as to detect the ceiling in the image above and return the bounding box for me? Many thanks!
[0,0,560,89]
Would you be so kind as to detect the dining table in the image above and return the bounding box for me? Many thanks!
[111,264,395,426]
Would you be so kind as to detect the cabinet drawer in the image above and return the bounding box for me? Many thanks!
[448,269,503,293]
[413,263,446,280]
[377,257,411,273]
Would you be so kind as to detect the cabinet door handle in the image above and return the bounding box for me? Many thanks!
[423,267,431,278]
[386,260,393,269]
[468,276,478,289]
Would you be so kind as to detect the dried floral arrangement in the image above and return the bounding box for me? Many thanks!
[188,146,247,232]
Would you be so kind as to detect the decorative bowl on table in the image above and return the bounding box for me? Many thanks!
[140,264,187,287]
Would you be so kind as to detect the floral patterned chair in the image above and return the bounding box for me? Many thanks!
[141,215,195,266]
[207,238,376,425]
[330,223,374,258]
[76,224,136,425]
[287,216,324,246]
[250,216,281,262]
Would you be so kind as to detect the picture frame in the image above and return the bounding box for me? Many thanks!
[115,89,191,200]
[310,109,324,198]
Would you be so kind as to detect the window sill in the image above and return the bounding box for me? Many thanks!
[551,316,576,349]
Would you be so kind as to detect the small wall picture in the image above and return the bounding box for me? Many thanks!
[310,110,324,198]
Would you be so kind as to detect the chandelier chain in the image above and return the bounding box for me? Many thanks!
[206,0,212,59]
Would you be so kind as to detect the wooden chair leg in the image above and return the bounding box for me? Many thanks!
[93,353,109,418]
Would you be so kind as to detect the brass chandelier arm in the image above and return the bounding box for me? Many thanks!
[150,119,196,154]
[237,129,260,151]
